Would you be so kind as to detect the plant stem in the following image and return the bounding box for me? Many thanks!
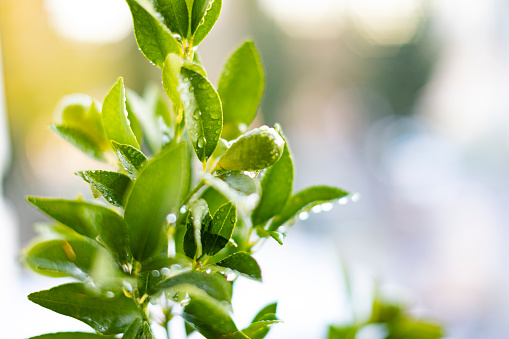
[182,180,205,207]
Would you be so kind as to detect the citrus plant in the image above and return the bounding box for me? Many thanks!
[24,1,352,338]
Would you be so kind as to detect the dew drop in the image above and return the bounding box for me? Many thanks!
[311,205,322,213]
[180,205,188,213]
[151,270,161,278]
[160,267,171,276]
[321,202,333,212]
[197,138,204,148]
[350,193,361,202]
[338,197,348,205]
[298,211,310,220]
[205,268,212,274]
[105,291,115,298]
[166,213,177,224]
[259,125,269,131]
[277,226,287,233]
[229,238,238,247]
[230,215,236,223]
[226,272,237,281]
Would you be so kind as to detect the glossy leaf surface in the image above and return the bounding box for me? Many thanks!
[180,285,248,339]
[28,283,138,335]
[124,142,190,261]
[76,170,131,208]
[218,40,264,140]
[27,197,129,263]
[102,78,140,149]
[155,271,232,303]
[123,317,154,339]
[179,68,222,162]
[25,238,100,280]
[29,333,105,339]
[111,141,148,181]
[252,126,293,226]
[269,186,349,231]
[216,252,261,281]
[162,53,184,108]
[242,317,281,339]
[202,202,236,256]
[126,0,181,68]
[192,0,221,45]
[50,125,105,161]
[252,302,277,323]
[154,0,189,38]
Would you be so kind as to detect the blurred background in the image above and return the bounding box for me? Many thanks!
[2,0,509,337]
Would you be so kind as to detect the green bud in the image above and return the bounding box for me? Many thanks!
[216,126,285,171]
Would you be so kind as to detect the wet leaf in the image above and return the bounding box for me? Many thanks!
[162,53,184,108]
[111,142,148,181]
[252,302,277,323]
[50,125,105,162]
[102,78,140,149]
[154,0,189,38]
[192,0,221,45]
[218,40,264,140]
[24,238,101,280]
[252,125,293,226]
[123,317,154,339]
[28,283,138,335]
[216,127,284,171]
[202,202,236,256]
[124,142,190,262]
[29,333,106,339]
[27,197,129,263]
[183,209,211,259]
[216,252,261,281]
[126,0,181,68]
[76,170,131,208]
[269,186,349,231]
[155,271,232,303]
[242,316,281,339]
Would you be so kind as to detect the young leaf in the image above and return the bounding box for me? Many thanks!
[125,95,144,145]
[154,0,189,38]
[183,208,212,259]
[218,40,264,140]
[179,285,248,339]
[190,0,213,36]
[102,78,140,149]
[241,317,282,339]
[24,238,101,281]
[154,271,232,303]
[202,202,236,256]
[216,126,284,171]
[125,0,181,68]
[124,142,190,262]
[252,302,277,323]
[179,68,222,162]
[50,125,105,162]
[111,141,148,181]
[76,170,131,208]
[218,172,259,195]
[123,317,154,339]
[269,186,350,231]
[29,333,106,339]
[27,197,129,263]
[162,53,184,108]
[192,0,221,45]
[252,126,293,226]
[28,283,138,335]
[216,252,261,281]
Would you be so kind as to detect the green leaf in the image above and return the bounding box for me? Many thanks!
[162,53,184,108]
[125,94,144,146]
[252,126,293,226]
[252,302,277,323]
[125,0,181,68]
[200,187,228,215]
[155,271,232,303]
[328,326,358,339]
[76,170,131,208]
[154,0,189,38]
[27,197,129,263]
[111,141,148,181]
[28,283,138,335]
[50,125,105,161]
[269,186,349,231]
[29,333,106,339]
[218,172,259,195]
[24,238,101,280]
[216,126,284,171]
[190,0,212,35]
[102,78,140,149]
[183,208,212,259]
[387,318,443,339]
[179,285,248,339]
[192,0,221,45]
[216,252,261,281]
[202,202,236,255]
[180,68,222,162]
[218,40,264,140]
[242,316,281,339]
[123,317,154,339]
[124,142,190,261]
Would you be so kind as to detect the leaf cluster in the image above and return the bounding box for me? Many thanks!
[25,1,352,338]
